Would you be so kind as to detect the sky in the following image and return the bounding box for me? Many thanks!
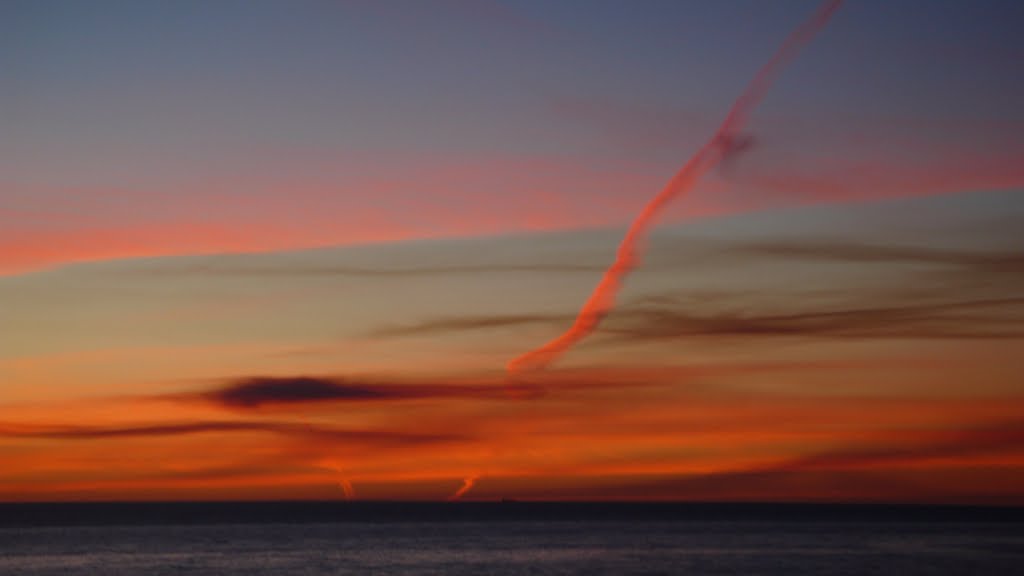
[1,0,1023,503]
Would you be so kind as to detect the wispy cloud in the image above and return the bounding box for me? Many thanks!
[0,419,464,446]
[370,314,570,338]
[721,241,1023,275]
[783,420,1024,470]
[662,420,1024,503]
[495,417,1024,503]
[131,261,604,278]
[367,296,1024,343]
[367,237,1024,344]
[604,297,1024,341]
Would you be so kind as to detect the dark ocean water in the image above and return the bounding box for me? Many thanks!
[1,503,1022,575]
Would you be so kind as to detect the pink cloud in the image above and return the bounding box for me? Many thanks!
[3,138,1021,275]
[0,154,659,274]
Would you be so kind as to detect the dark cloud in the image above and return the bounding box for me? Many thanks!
[199,375,545,409]
[214,377,394,407]
[370,313,569,338]
[183,367,706,412]
[361,236,1023,344]
[0,420,463,445]
[604,296,1024,341]
[723,240,1024,275]
[368,296,1024,342]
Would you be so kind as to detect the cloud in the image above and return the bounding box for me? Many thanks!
[370,313,569,338]
[126,232,1022,283]
[0,419,464,445]
[130,260,605,278]
[0,152,654,276]
[366,237,1024,344]
[367,296,1024,343]
[722,241,1024,276]
[785,420,1024,471]
[653,420,1024,501]
[603,296,1024,341]
[177,364,721,412]
[196,375,547,410]
[517,419,1024,503]
[212,377,395,407]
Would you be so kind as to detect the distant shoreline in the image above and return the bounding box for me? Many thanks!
[2,501,1022,527]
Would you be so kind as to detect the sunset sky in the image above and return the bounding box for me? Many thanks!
[2,0,1023,503]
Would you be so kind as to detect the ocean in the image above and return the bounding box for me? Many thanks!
[1,503,1022,575]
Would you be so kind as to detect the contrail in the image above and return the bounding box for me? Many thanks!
[508,0,844,374]
[339,477,356,500]
[448,474,480,501]
[317,458,356,500]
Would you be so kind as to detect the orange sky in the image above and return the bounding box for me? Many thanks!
[3,0,1024,503]
[2,191,1023,503]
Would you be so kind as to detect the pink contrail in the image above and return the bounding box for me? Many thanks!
[339,477,356,500]
[448,474,480,501]
[317,458,356,500]
[507,0,844,374]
